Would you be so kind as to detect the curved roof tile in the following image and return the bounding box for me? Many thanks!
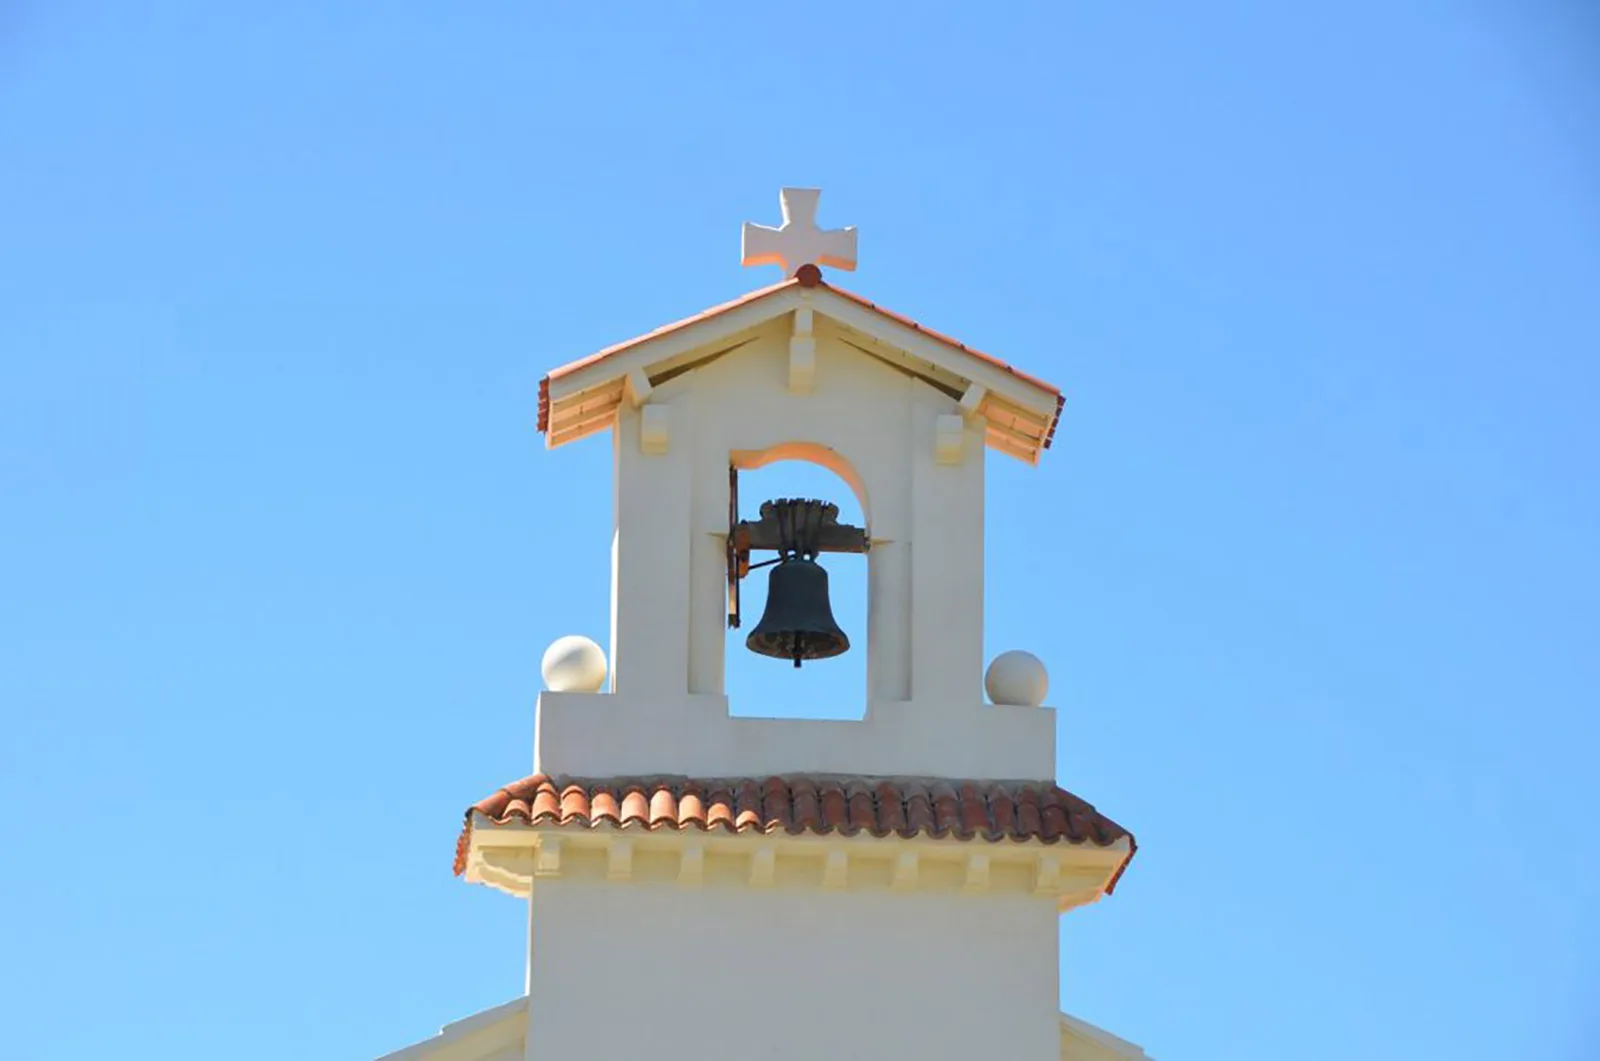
[456,773,1135,890]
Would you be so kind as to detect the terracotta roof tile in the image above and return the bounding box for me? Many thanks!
[456,773,1135,890]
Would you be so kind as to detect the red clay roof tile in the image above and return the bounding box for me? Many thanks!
[456,773,1135,890]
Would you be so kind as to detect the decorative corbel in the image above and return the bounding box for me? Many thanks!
[1033,853,1063,897]
[678,841,705,888]
[606,837,634,881]
[958,382,987,421]
[891,851,920,892]
[640,403,670,456]
[534,837,563,878]
[935,413,965,465]
[821,849,849,891]
[789,306,816,394]
[962,852,991,894]
[624,368,654,407]
[750,845,777,887]
[935,383,987,466]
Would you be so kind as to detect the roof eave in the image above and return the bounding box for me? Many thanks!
[457,815,1131,909]
[536,282,1064,462]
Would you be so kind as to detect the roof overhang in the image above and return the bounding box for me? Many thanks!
[457,816,1131,913]
[538,275,1064,464]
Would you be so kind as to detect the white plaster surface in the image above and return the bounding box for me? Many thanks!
[535,690,1054,779]
[525,874,1061,1059]
[572,316,1056,780]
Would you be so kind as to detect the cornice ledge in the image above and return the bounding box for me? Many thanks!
[1060,1012,1153,1060]
[460,818,1129,907]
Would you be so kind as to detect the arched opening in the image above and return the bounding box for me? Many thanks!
[726,450,868,721]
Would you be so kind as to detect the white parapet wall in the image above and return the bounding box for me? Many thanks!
[534,690,1055,779]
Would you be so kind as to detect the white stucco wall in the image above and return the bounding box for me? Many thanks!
[524,873,1062,1060]
[534,689,1053,778]
[541,311,1055,780]
[611,315,981,709]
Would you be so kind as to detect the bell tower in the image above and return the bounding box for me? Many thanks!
[392,190,1146,1061]
[529,189,1073,780]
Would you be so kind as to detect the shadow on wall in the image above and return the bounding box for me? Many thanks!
[727,459,867,721]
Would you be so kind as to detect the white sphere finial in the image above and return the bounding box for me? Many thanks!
[541,635,608,693]
[985,650,1049,707]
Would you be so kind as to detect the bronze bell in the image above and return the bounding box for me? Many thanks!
[746,556,850,667]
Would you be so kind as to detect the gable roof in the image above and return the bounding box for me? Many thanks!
[455,772,1135,892]
[538,266,1065,464]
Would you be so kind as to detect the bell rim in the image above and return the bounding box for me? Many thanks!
[744,630,852,662]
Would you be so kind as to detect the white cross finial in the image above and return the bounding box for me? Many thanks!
[741,188,858,277]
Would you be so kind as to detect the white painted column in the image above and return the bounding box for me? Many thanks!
[610,395,694,698]
[867,542,911,703]
[687,466,728,697]
[863,373,915,706]
[908,399,986,707]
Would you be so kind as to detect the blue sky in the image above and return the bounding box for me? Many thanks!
[3,4,1597,1059]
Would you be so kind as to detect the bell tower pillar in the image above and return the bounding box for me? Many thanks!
[908,378,988,705]
[608,383,696,699]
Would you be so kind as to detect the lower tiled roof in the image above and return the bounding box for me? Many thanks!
[456,773,1135,888]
